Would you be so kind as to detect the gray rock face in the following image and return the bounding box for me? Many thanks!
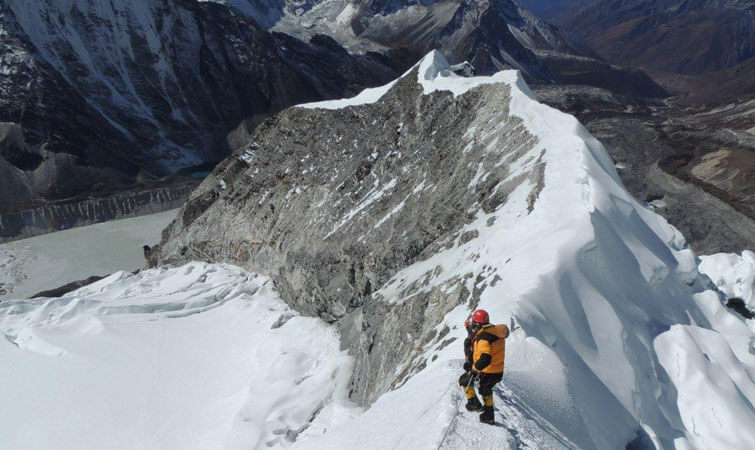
[153,60,545,403]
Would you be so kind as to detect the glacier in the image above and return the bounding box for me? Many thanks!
[0,209,178,302]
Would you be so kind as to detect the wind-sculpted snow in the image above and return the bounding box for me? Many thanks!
[699,250,755,310]
[154,51,755,448]
[0,262,358,449]
[655,292,755,449]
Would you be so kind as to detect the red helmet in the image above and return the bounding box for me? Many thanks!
[472,309,489,325]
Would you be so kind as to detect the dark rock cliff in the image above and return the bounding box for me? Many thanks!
[0,0,398,221]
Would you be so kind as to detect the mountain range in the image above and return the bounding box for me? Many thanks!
[1,0,752,254]
[1,4,755,449]
[233,0,664,93]
[0,0,399,213]
[527,0,755,103]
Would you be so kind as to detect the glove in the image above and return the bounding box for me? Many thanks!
[463,361,472,371]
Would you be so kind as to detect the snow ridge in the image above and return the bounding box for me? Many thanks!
[294,51,755,449]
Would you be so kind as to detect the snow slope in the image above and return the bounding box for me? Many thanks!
[0,209,177,302]
[0,262,358,449]
[655,290,755,449]
[292,52,755,449]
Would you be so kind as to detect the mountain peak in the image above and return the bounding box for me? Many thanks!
[299,49,537,110]
[418,49,451,81]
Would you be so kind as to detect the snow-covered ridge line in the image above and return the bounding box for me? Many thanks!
[295,51,755,448]
[151,49,755,448]
[298,50,526,110]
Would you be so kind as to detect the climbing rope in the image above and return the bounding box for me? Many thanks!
[436,370,475,449]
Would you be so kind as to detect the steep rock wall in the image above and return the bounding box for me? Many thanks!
[153,58,544,404]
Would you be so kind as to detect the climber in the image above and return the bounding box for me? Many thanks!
[459,309,510,424]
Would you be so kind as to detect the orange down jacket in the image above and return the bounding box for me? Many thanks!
[472,323,509,374]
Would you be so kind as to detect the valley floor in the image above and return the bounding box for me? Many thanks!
[0,209,177,302]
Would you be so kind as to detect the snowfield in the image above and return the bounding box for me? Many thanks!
[2,51,755,449]
[0,262,358,449]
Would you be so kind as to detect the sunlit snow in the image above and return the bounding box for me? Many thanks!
[699,250,755,309]
[0,262,358,449]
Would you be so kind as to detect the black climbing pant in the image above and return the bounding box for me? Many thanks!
[458,371,503,396]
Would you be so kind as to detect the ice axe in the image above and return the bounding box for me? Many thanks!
[509,317,520,333]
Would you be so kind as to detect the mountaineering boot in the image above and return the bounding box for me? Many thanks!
[479,395,495,424]
[465,396,483,412]
[464,386,483,411]
[479,406,495,424]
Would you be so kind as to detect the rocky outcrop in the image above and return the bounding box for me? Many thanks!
[0,182,197,243]
[153,52,545,403]
[30,275,107,299]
